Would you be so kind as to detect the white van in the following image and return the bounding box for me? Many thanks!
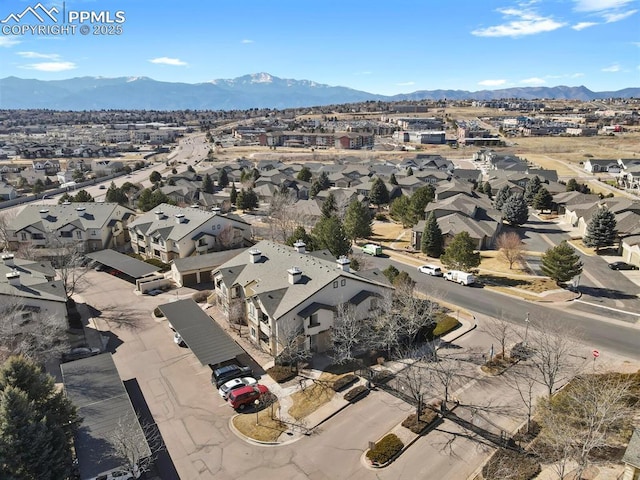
[443,270,475,286]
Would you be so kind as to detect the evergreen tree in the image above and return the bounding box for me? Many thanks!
[493,185,511,210]
[311,216,351,257]
[524,176,542,205]
[218,169,229,188]
[421,212,444,257]
[532,187,553,211]
[149,171,162,183]
[202,173,214,194]
[409,185,435,223]
[251,168,260,182]
[583,207,617,252]
[317,171,330,190]
[482,181,492,198]
[389,195,413,227]
[236,188,246,210]
[244,188,259,210]
[187,165,195,173]
[105,182,128,205]
[406,167,414,176]
[344,200,372,242]
[321,192,337,218]
[285,226,315,251]
[137,188,170,212]
[32,179,44,195]
[73,189,94,203]
[369,177,390,207]
[541,241,583,284]
[310,180,322,198]
[389,173,398,185]
[566,178,579,192]
[382,265,399,283]
[58,193,72,204]
[440,231,481,271]
[297,166,312,182]
[0,356,79,479]
[229,183,237,205]
[501,192,529,226]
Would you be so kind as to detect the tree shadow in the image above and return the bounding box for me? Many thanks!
[578,286,638,300]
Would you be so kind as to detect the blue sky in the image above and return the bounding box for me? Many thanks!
[0,0,638,94]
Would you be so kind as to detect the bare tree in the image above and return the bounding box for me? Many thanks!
[52,240,91,297]
[395,347,437,417]
[538,373,633,479]
[505,363,540,434]
[0,296,68,364]
[268,191,298,242]
[429,353,460,411]
[228,298,246,335]
[527,319,583,398]
[274,321,310,373]
[482,316,514,359]
[217,224,238,250]
[496,231,525,270]
[109,414,162,478]
[368,291,403,358]
[394,288,438,346]
[331,302,365,364]
[0,210,17,251]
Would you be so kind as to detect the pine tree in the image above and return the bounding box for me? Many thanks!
[440,231,481,271]
[524,176,542,205]
[493,185,511,210]
[541,241,583,284]
[409,185,435,223]
[317,171,330,190]
[245,188,259,210]
[297,166,312,182]
[389,195,413,227]
[218,169,229,188]
[321,193,337,218]
[311,216,351,257]
[369,177,390,207]
[236,188,246,211]
[583,207,617,252]
[482,181,492,198]
[532,187,554,211]
[310,180,322,198]
[566,178,579,192]
[421,212,444,257]
[202,173,214,194]
[389,173,398,185]
[406,167,414,176]
[344,200,372,242]
[285,226,315,250]
[149,171,162,183]
[501,192,529,226]
[230,183,238,205]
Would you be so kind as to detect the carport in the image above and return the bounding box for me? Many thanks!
[158,299,245,367]
[86,250,160,283]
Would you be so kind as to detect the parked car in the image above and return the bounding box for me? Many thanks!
[218,376,258,400]
[418,265,443,276]
[228,384,269,410]
[99,185,106,190]
[173,332,186,347]
[145,289,163,296]
[608,261,639,271]
[211,363,253,388]
[61,347,101,362]
[361,243,382,256]
[443,270,475,286]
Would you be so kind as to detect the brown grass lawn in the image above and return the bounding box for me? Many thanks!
[232,401,288,442]
[369,220,410,249]
[288,372,342,420]
[479,251,532,275]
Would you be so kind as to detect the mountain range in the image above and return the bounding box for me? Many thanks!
[0,73,637,111]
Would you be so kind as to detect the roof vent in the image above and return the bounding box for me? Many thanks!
[2,253,15,267]
[154,210,165,220]
[249,248,262,264]
[6,270,20,287]
[287,266,302,285]
[211,206,221,214]
[293,239,306,254]
[175,213,186,224]
[39,209,49,219]
[336,255,350,272]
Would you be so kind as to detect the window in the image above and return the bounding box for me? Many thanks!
[75,230,82,239]
[20,232,27,241]
[60,231,72,238]
[91,230,97,236]
[333,281,338,288]
[250,327,256,338]
[309,313,320,327]
[340,279,346,287]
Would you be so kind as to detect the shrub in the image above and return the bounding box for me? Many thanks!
[153,307,164,318]
[144,258,170,272]
[375,213,387,221]
[482,448,541,480]
[267,365,296,383]
[401,408,439,434]
[332,374,358,392]
[432,315,461,338]
[192,290,212,303]
[344,385,369,403]
[366,433,404,465]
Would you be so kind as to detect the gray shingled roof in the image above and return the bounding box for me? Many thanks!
[86,250,159,279]
[11,202,134,233]
[214,240,391,320]
[0,257,66,303]
[61,354,150,480]
[623,428,640,468]
[172,248,245,273]
[158,299,244,366]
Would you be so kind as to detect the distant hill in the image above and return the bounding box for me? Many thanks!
[0,73,637,110]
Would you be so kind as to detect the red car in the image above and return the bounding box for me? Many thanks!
[227,384,269,410]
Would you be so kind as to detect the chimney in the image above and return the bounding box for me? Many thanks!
[2,253,15,267]
[76,206,86,216]
[248,248,262,264]
[175,213,186,224]
[287,267,302,285]
[6,271,20,287]
[211,206,221,215]
[293,239,306,254]
[39,209,49,219]
[154,210,164,220]
[336,255,350,272]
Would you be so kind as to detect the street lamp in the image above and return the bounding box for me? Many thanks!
[524,312,530,345]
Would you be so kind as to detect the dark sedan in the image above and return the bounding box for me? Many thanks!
[608,261,639,271]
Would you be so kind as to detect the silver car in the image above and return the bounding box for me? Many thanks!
[218,376,258,400]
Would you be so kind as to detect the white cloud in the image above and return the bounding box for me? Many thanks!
[603,9,637,22]
[17,51,60,59]
[0,37,20,47]
[20,61,76,72]
[478,79,507,86]
[149,57,187,66]
[572,22,598,30]
[396,81,415,86]
[241,39,254,44]
[520,77,546,85]
[601,64,621,72]
[471,6,565,37]
[573,0,634,12]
